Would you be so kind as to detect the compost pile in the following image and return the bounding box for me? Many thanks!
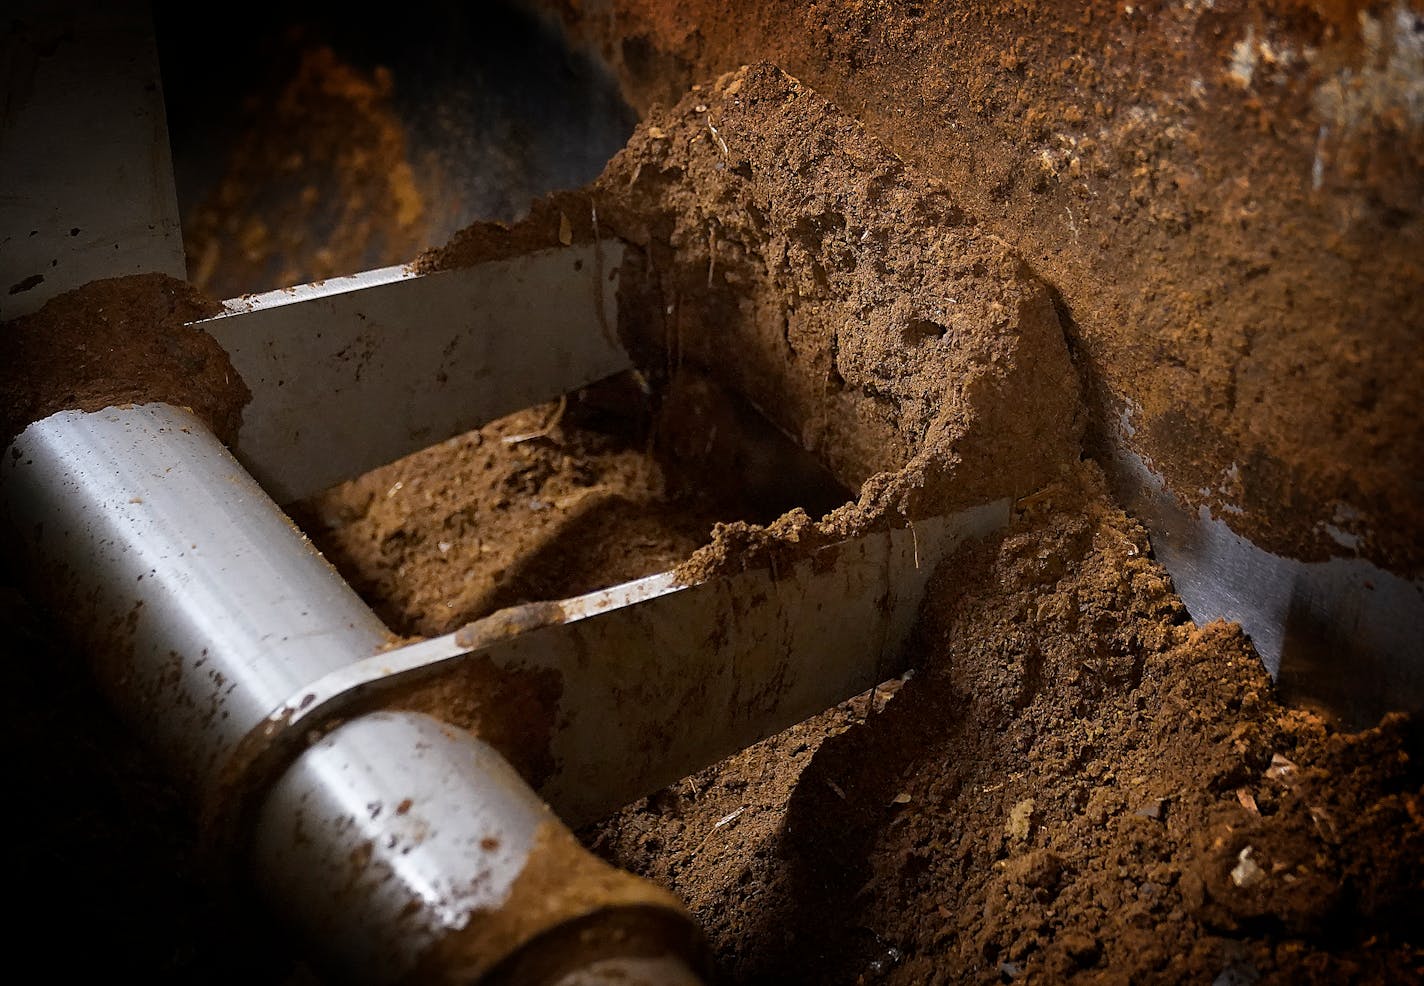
[2,7,1420,985]
[301,59,1422,986]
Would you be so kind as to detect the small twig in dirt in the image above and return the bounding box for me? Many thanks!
[708,117,730,156]
[502,395,567,445]
[715,806,745,828]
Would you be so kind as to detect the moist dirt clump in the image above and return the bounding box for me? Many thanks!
[440,63,1083,509]
[0,273,246,448]
[423,63,1083,578]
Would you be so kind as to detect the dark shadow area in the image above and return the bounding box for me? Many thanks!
[155,0,638,294]
[0,570,306,983]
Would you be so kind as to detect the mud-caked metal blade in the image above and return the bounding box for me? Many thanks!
[1106,436,1424,728]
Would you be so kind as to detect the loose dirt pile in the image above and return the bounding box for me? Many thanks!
[426,63,1082,539]
[586,465,1423,983]
[317,61,1422,985]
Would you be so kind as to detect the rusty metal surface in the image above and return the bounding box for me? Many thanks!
[229,499,1011,827]
[197,241,630,503]
[0,0,185,319]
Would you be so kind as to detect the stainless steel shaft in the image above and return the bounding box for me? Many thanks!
[0,401,703,983]
[254,710,703,984]
[2,402,390,791]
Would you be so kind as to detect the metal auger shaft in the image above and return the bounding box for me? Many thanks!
[1,401,703,984]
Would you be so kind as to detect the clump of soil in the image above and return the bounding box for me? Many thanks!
[549,0,1424,573]
[586,463,1424,983]
[439,63,1082,512]
[0,273,246,448]
[423,63,1083,576]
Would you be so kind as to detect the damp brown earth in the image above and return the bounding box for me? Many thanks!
[305,52,1421,986]
[1,4,1421,985]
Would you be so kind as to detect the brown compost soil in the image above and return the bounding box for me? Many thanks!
[2,4,1421,984]
[420,62,1083,580]
[548,0,1424,574]
[305,414,1424,983]
[308,65,1421,984]
[580,464,1424,984]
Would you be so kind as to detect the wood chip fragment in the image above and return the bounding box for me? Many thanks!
[1265,753,1298,784]
[714,806,746,828]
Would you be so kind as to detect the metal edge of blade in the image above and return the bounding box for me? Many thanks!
[1102,419,1424,726]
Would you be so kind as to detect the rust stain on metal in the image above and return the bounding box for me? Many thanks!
[453,599,569,650]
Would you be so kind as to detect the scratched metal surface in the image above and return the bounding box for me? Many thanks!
[1105,425,1423,728]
